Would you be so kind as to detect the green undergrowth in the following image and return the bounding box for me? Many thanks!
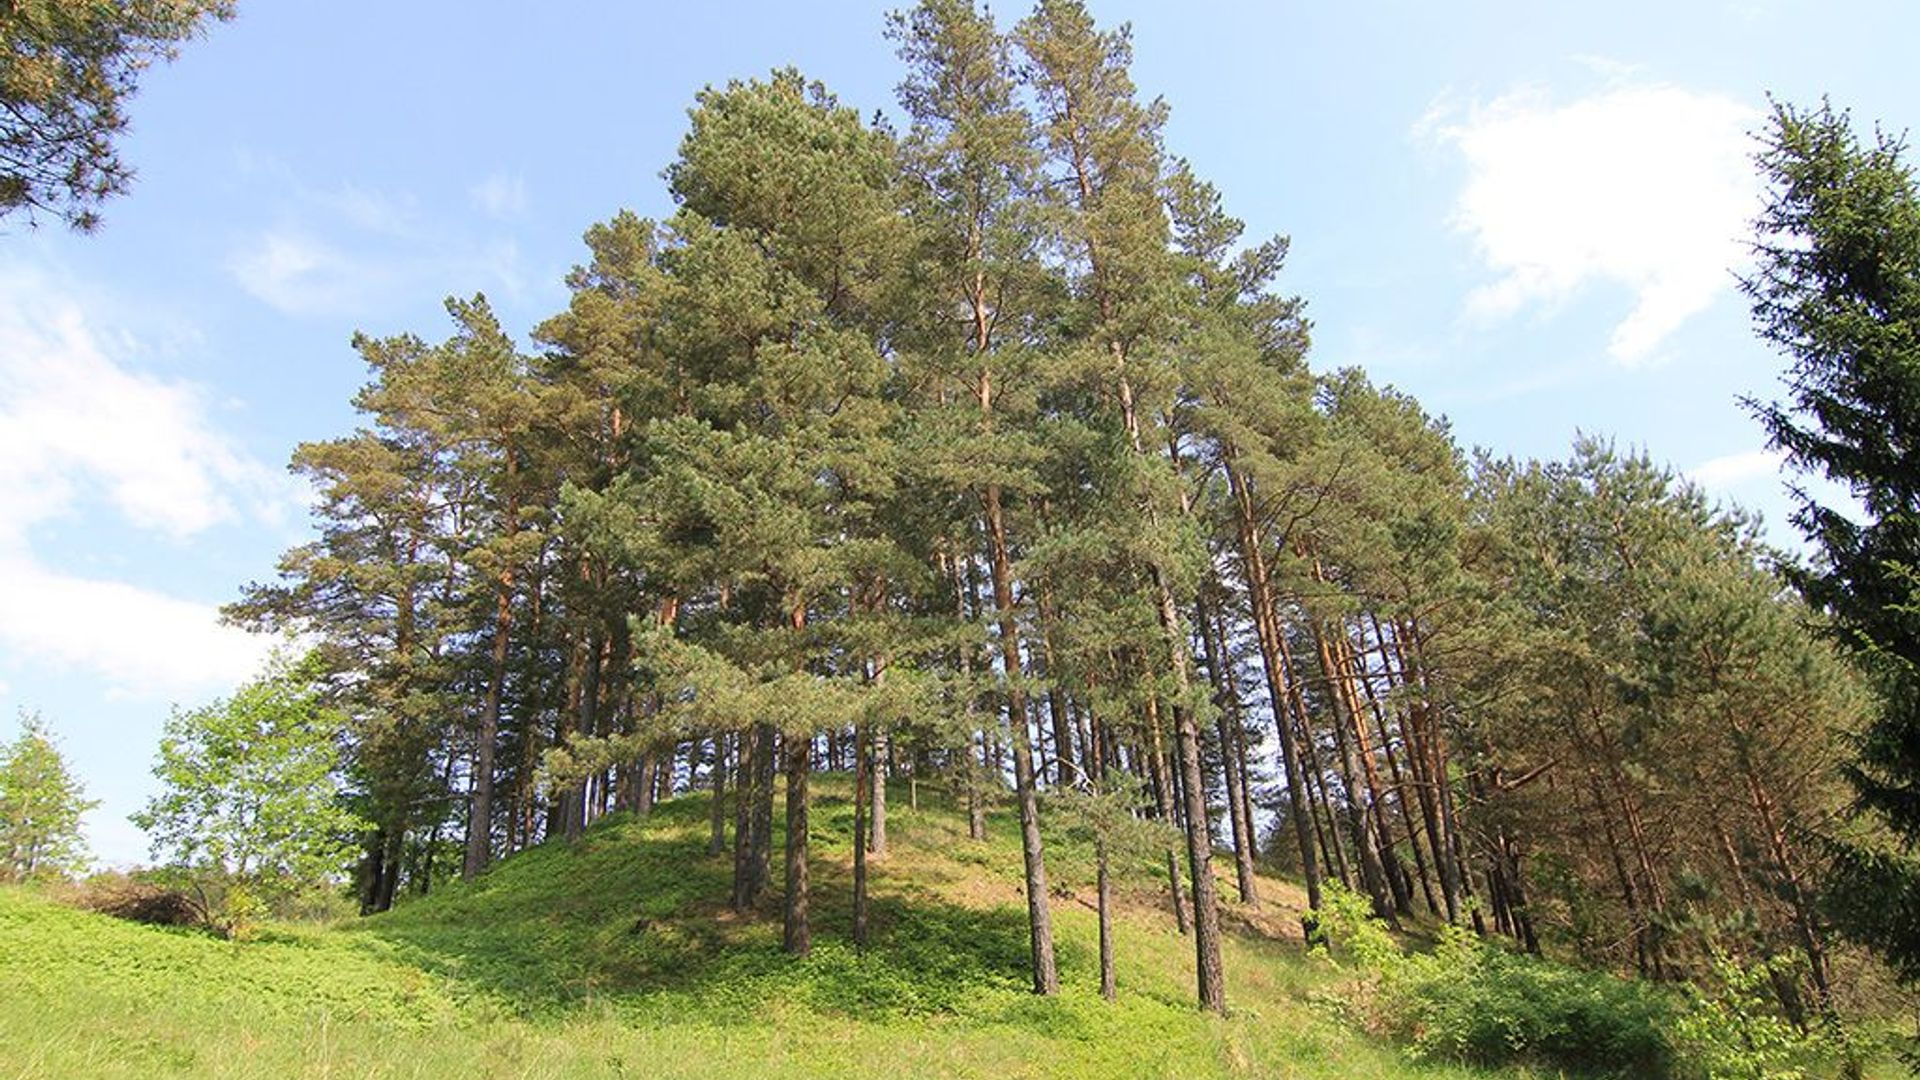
[1,779,1590,1079]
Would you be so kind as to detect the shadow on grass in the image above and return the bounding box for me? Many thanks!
[349,785,1093,1030]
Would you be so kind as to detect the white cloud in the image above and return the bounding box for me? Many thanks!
[1428,81,1761,364]
[0,266,288,695]
[0,551,276,697]
[1688,448,1787,492]
[469,172,527,219]
[319,184,416,235]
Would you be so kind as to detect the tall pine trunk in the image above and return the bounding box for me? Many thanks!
[1223,451,1322,912]
[982,477,1059,995]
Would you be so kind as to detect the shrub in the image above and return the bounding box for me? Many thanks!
[1389,925,1674,1075]
[1314,884,1676,1076]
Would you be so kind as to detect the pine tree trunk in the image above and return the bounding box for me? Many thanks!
[983,479,1059,996]
[783,730,811,956]
[1197,592,1259,906]
[1172,656,1229,1013]
[566,625,602,844]
[953,550,989,843]
[463,546,514,878]
[1310,620,1394,921]
[1223,452,1322,911]
[1391,620,1464,922]
[854,716,871,949]
[750,726,776,903]
[1146,694,1192,935]
[732,722,776,911]
[1037,586,1076,786]
[1733,731,1833,1005]
[1316,613,1404,918]
[870,725,888,858]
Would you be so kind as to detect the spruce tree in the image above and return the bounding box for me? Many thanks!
[1745,98,1920,993]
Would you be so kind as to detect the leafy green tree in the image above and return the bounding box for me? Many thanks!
[1,0,232,230]
[0,712,96,881]
[133,653,367,918]
[1744,98,1920,996]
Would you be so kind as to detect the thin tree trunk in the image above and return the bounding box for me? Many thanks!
[982,477,1059,995]
[1318,610,1406,917]
[1197,591,1259,906]
[870,725,888,857]
[854,714,871,949]
[1350,624,1437,914]
[1173,662,1228,1013]
[1733,730,1833,1005]
[953,550,988,842]
[1225,449,1321,912]
[1392,619,1464,922]
[708,732,728,856]
[1097,838,1115,1002]
[1038,585,1076,786]
[566,624,602,844]
[463,535,515,878]
[782,595,813,956]
[1146,692,1192,935]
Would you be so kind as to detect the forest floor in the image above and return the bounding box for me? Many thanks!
[0,779,1633,1078]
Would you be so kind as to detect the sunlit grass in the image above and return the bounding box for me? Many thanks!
[3,777,1554,1079]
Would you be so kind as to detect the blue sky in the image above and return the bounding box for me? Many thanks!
[2,1,1910,866]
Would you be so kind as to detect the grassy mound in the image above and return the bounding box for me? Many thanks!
[3,779,1541,1079]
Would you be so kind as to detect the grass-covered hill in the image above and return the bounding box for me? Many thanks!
[2,781,1607,1079]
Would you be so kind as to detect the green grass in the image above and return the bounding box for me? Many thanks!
[2,778,1567,1079]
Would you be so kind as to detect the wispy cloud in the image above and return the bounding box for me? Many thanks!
[224,164,527,318]
[1425,80,1761,365]
[228,223,525,319]
[1688,447,1785,488]
[469,172,527,219]
[0,269,296,537]
[227,228,383,318]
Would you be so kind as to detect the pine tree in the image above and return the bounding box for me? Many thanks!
[0,0,232,230]
[891,0,1060,994]
[1017,0,1225,1011]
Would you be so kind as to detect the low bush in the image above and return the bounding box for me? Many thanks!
[1312,885,1674,1077]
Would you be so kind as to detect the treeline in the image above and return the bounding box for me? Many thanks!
[229,0,1865,1019]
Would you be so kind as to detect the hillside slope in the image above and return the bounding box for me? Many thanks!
[3,780,1531,1079]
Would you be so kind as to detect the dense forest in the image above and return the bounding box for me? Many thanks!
[6,1,1920,1077]
[207,0,1874,1025]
